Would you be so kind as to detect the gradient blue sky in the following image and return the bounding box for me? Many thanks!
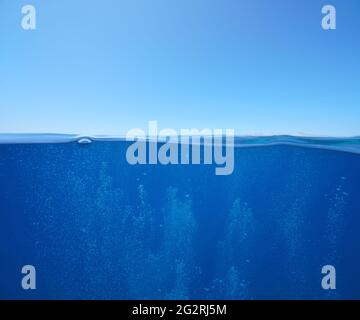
[0,0,359,136]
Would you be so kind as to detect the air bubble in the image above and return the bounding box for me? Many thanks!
[77,137,92,144]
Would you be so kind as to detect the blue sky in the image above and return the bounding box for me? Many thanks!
[0,0,359,136]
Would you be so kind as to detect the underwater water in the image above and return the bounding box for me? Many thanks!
[0,135,360,300]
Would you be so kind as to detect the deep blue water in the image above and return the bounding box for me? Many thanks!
[0,135,360,299]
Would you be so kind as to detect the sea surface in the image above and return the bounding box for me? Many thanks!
[0,134,359,299]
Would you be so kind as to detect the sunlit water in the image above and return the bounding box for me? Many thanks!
[0,135,359,299]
